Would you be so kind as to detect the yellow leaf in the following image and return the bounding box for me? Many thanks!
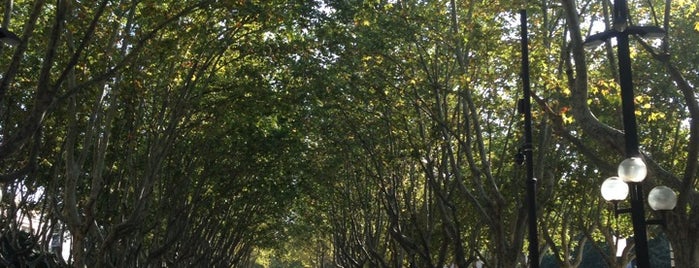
[561,87,571,96]
[649,112,666,121]
[562,113,574,124]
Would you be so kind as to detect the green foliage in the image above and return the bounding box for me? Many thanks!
[0,0,697,267]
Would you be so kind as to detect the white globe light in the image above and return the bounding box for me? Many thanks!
[648,186,677,211]
[601,177,629,201]
[618,157,647,182]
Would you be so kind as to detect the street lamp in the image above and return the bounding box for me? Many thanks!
[647,186,678,211]
[601,176,628,203]
[601,159,678,214]
[617,157,647,183]
[584,0,669,267]
[600,157,678,265]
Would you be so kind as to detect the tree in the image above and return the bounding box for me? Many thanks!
[1,0,314,266]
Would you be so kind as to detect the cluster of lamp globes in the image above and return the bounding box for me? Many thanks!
[600,157,678,211]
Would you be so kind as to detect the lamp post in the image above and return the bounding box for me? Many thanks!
[584,0,668,267]
[519,9,540,268]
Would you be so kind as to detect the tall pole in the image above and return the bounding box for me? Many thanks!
[583,0,661,265]
[613,0,651,266]
[520,9,540,268]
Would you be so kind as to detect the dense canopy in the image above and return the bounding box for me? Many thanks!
[0,0,697,267]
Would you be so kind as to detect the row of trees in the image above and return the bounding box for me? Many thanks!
[0,0,696,267]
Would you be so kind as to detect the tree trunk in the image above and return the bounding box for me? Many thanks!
[666,212,699,268]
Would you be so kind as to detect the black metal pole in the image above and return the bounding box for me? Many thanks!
[617,25,652,268]
[583,0,656,266]
[520,9,540,268]
[613,0,651,266]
